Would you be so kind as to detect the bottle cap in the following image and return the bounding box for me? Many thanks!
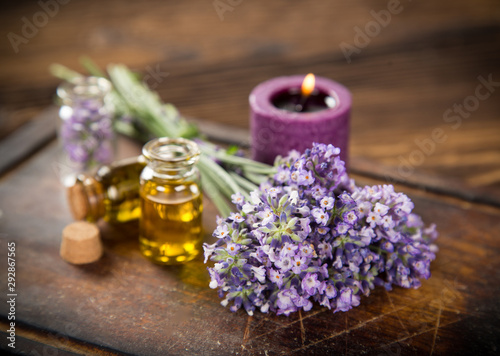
[60,221,103,264]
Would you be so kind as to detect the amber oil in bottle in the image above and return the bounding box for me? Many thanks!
[139,138,203,265]
[67,155,146,223]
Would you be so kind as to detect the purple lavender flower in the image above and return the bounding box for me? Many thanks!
[302,272,321,296]
[228,212,245,223]
[297,170,315,186]
[59,96,115,170]
[335,288,360,312]
[274,167,290,183]
[257,208,276,226]
[310,185,326,200]
[214,224,229,239]
[320,196,335,210]
[204,143,438,316]
[94,141,113,163]
[226,243,241,256]
[325,283,337,298]
[275,255,293,272]
[277,288,298,316]
[292,256,307,274]
[269,269,284,288]
[343,211,358,225]
[231,192,245,207]
[312,208,329,225]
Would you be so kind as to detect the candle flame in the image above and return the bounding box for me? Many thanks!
[301,73,315,97]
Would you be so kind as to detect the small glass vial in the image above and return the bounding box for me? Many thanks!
[139,138,203,265]
[67,156,146,223]
[57,76,115,185]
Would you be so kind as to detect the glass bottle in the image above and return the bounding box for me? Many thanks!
[139,138,203,265]
[57,76,115,186]
[66,156,146,223]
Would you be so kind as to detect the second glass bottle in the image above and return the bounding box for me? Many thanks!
[139,138,203,264]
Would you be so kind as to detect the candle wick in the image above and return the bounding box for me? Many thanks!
[296,94,310,112]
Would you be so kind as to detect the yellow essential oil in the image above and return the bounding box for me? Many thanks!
[139,181,203,264]
[98,156,146,223]
[139,138,203,265]
[67,156,146,223]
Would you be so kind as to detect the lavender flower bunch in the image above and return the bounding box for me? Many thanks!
[204,143,438,316]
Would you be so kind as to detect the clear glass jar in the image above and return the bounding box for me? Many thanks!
[57,76,115,186]
[139,138,203,265]
[66,156,146,224]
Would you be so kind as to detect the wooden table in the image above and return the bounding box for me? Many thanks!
[1,1,499,355]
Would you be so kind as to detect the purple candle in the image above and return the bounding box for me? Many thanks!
[250,74,351,165]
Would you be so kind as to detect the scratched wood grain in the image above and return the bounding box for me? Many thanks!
[0,139,499,355]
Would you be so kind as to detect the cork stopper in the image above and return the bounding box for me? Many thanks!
[66,175,105,222]
[60,221,103,264]
[67,182,89,221]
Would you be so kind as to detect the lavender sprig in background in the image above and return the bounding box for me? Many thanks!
[59,97,115,169]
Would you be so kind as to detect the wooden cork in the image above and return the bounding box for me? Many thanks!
[60,221,103,264]
[67,182,89,221]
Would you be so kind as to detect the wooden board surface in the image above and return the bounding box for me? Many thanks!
[0,139,499,355]
[1,1,500,354]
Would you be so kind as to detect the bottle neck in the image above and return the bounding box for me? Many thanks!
[57,76,111,106]
[142,138,200,181]
[146,161,198,181]
[67,175,106,221]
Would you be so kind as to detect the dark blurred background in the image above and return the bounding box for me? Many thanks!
[1,0,499,195]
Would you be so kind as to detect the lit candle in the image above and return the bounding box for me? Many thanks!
[249,74,351,165]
